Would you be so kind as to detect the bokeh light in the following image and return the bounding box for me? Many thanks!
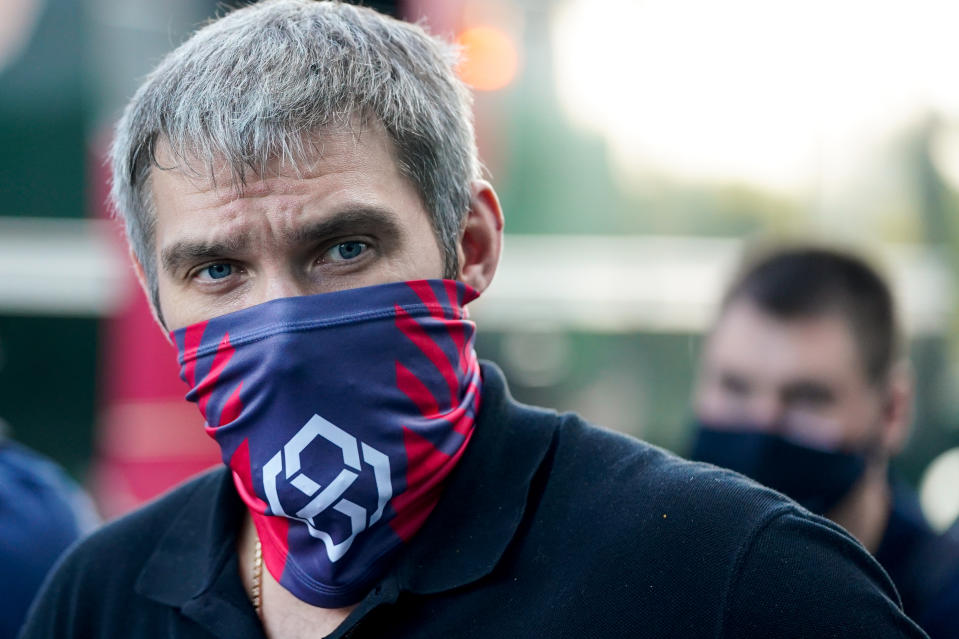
[551,0,959,193]
[919,446,959,532]
[0,0,43,72]
[456,26,519,92]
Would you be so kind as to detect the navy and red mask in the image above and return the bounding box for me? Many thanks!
[171,280,482,607]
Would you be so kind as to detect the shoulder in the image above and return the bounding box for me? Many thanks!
[517,407,803,580]
[726,506,925,636]
[484,363,784,524]
[546,411,791,530]
[518,412,924,636]
[65,467,225,572]
[18,467,228,638]
[490,386,795,538]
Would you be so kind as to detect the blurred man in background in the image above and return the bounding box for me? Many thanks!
[19,2,930,637]
[689,245,959,637]
[0,339,99,638]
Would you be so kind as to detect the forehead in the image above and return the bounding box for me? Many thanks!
[146,121,436,289]
[150,120,404,206]
[705,300,866,385]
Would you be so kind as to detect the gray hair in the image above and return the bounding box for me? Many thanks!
[110,0,479,310]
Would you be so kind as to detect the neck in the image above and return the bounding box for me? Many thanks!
[237,514,358,638]
[826,462,891,553]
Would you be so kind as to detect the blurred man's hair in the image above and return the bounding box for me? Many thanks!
[721,245,902,384]
[110,0,478,313]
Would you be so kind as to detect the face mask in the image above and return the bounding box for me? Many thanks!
[688,422,867,516]
[171,279,482,607]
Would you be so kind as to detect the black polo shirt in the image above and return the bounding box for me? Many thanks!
[21,363,926,638]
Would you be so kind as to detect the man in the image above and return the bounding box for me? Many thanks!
[21,3,927,637]
[690,246,959,638]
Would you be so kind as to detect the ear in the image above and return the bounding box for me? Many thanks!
[456,180,504,294]
[130,247,170,335]
[879,360,914,456]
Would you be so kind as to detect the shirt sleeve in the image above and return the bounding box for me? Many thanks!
[723,507,929,638]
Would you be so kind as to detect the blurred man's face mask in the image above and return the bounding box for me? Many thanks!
[688,419,873,516]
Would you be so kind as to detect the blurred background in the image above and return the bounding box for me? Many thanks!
[1,0,958,530]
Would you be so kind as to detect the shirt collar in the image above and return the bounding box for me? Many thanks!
[391,361,557,594]
[135,360,556,611]
[135,467,248,607]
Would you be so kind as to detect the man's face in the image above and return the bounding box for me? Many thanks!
[149,123,445,331]
[694,299,886,451]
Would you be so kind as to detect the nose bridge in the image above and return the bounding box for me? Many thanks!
[256,263,311,305]
[751,392,785,431]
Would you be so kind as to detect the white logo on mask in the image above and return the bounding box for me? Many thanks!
[262,414,393,562]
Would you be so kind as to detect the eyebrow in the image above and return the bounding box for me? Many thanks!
[159,206,404,276]
[719,371,751,393]
[281,207,403,245]
[161,235,250,276]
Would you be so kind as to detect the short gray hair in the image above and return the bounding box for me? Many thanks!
[110,0,479,309]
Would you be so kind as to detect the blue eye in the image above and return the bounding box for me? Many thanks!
[204,263,232,280]
[331,241,367,261]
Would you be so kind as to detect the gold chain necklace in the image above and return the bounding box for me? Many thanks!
[251,538,263,618]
